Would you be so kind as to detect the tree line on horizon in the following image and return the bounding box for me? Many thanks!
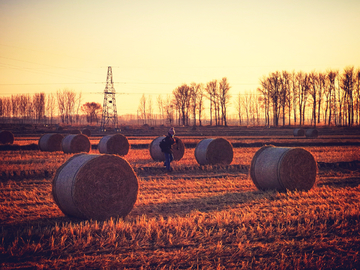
[1,66,359,127]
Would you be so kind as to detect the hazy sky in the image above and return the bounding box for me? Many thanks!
[1,0,359,115]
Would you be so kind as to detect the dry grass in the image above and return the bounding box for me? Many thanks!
[1,141,360,269]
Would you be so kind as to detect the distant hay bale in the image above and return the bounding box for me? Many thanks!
[250,145,317,192]
[81,128,91,137]
[305,129,319,138]
[38,133,64,152]
[293,128,305,137]
[149,136,185,162]
[98,134,129,156]
[69,129,81,134]
[52,154,138,220]
[0,130,14,144]
[61,134,90,153]
[195,138,233,165]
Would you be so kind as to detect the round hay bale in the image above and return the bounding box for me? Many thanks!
[250,145,317,192]
[0,130,14,145]
[293,128,305,137]
[38,133,64,152]
[149,136,185,162]
[61,134,90,153]
[52,154,138,220]
[82,128,91,137]
[69,129,81,134]
[305,129,319,138]
[98,134,129,156]
[195,138,233,165]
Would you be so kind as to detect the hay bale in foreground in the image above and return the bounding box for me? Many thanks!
[293,128,305,137]
[38,133,64,152]
[250,145,317,192]
[305,128,319,138]
[82,128,91,137]
[149,136,185,161]
[98,134,129,156]
[61,134,90,153]
[195,138,233,165]
[0,130,14,145]
[52,154,138,220]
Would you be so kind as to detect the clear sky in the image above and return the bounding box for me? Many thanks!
[1,0,359,116]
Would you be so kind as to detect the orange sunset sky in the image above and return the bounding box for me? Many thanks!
[1,0,360,116]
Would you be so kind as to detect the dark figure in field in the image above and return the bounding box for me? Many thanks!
[160,127,177,171]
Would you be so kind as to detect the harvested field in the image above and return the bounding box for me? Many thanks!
[1,127,360,269]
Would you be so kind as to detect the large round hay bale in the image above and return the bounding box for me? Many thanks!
[293,128,305,137]
[82,128,91,137]
[305,129,319,138]
[195,138,233,165]
[250,146,317,192]
[149,136,185,162]
[98,134,129,156]
[38,133,64,152]
[61,134,90,153]
[0,130,14,144]
[52,154,138,220]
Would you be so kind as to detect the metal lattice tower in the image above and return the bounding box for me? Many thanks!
[100,66,118,131]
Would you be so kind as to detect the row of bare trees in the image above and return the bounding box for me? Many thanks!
[0,89,84,125]
[255,67,360,127]
[137,77,231,126]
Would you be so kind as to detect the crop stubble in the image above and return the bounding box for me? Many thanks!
[0,144,360,269]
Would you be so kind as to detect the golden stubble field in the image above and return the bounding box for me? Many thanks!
[1,133,360,269]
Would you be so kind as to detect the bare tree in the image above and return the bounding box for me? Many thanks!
[355,68,360,124]
[172,84,191,126]
[205,80,218,126]
[197,84,205,126]
[340,66,355,126]
[46,93,56,125]
[138,94,147,124]
[309,71,319,126]
[219,77,231,126]
[157,95,164,125]
[81,102,102,124]
[33,93,46,123]
[235,93,243,126]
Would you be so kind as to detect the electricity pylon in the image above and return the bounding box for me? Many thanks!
[100,66,118,131]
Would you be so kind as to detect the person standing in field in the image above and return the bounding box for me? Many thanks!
[160,127,177,172]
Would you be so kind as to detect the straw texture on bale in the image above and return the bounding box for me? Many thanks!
[293,128,305,136]
[61,134,90,153]
[81,128,91,137]
[305,129,319,138]
[98,134,129,156]
[195,138,233,165]
[0,130,14,144]
[38,133,64,152]
[52,154,138,220]
[149,136,185,161]
[250,145,317,192]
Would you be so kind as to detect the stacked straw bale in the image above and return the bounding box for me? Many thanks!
[82,128,91,137]
[195,138,233,165]
[250,145,317,192]
[52,154,138,220]
[305,129,319,138]
[38,133,64,152]
[61,134,90,153]
[149,136,185,161]
[98,134,129,156]
[293,128,305,137]
[0,130,14,144]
